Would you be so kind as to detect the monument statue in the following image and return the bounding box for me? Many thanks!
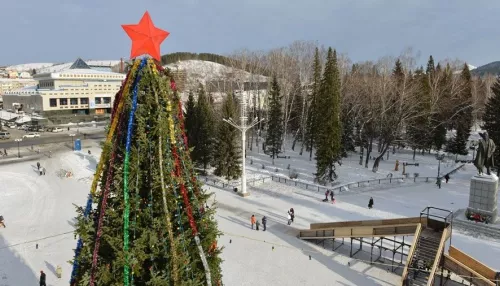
[473,132,496,176]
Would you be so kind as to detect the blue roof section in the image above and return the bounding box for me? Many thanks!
[69,58,91,70]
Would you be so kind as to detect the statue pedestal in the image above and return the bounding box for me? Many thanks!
[467,174,498,223]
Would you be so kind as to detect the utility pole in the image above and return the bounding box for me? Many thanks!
[223,86,262,197]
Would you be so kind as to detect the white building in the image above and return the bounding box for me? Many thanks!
[2,58,125,121]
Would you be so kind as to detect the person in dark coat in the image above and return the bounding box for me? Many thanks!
[39,270,46,286]
[444,174,450,183]
[262,216,267,231]
[323,190,330,202]
[330,190,335,202]
[37,162,41,170]
[288,208,295,222]
[368,197,374,209]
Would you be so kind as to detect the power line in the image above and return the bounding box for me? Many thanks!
[0,229,497,283]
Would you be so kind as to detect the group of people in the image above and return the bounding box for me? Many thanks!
[323,190,335,203]
[250,215,267,231]
[250,208,295,230]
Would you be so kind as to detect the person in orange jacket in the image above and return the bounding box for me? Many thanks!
[250,215,256,229]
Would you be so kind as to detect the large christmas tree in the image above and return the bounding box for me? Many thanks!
[70,12,222,286]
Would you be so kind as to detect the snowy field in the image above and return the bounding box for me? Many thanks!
[0,139,499,285]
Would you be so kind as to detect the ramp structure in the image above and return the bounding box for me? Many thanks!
[443,246,497,286]
[298,207,498,286]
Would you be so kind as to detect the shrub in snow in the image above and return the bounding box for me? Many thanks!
[261,164,265,169]
[250,159,253,165]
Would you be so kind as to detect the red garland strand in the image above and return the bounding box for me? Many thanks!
[172,146,198,236]
[89,110,127,285]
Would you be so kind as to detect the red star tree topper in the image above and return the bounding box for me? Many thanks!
[122,11,170,61]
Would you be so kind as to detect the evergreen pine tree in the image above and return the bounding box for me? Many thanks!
[71,58,222,285]
[265,75,284,164]
[213,93,241,180]
[304,47,322,160]
[315,48,342,183]
[482,76,500,176]
[193,83,215,171]
[184,90,197,149]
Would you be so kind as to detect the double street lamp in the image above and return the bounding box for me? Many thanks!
[14,138,22,158]
[435,151,445,177]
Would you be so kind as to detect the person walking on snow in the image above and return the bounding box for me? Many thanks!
[250,215,256,229]
[42,167,46,175]
[262,216,267,231]
[323,190,330,202]
[330,190,335,203]
[368,197,374,209]
[39,270,46,286]
[288,208,295,222]
[255,218,260,231]
[0,215,5,228]
[287,212,292,225]
[37,162,41,170]
[444,174,450,183]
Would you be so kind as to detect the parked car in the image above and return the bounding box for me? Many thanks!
[22,133,40,139]
[8,124,16,129]
[0,132,11,139]
[52,127,63,133]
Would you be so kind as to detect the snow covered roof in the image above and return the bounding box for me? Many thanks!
[0,110,20,121]
[37,60,120,74]
[5,63,54,72]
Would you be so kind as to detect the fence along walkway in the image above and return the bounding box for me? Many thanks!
[199,164,466,195]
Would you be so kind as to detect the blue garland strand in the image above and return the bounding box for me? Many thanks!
[69,58,147,285]
[70,193,93,284]
[124,58,147,286]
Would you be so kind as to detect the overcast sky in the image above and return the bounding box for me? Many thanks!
[1,0,498,67]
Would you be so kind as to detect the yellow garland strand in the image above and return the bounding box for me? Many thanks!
[148,58,180,285]
[89,60,141,196]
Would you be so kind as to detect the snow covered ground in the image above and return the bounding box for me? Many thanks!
[0,139,498,285]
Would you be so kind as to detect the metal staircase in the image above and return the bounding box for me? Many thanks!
[405,228,443,285]
[401,207,453,286]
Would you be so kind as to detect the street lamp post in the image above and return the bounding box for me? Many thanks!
[222,90,263,197]
[14,138,22,158]
[69,134,76,151]
[435,151,445,188]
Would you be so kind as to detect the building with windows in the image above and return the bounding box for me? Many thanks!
[2,58,125,123]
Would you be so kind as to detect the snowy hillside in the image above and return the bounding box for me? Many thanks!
[165,60,268,85]
[5,63,54,72]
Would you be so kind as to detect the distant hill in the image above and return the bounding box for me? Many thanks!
[471,61,500,77]
[161,52,270,76]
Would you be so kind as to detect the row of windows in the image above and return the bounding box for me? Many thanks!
[49,97,111,107]
[60,74,122,79]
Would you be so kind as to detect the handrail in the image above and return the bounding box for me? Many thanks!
[427,226,449,286]
[400,223,422,284]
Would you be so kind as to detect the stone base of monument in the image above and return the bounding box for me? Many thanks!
[467,174,498,223]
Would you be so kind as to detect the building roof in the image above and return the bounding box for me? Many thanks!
[34,58,126,80]
[69,58,91,70]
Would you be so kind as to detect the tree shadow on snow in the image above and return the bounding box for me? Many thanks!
[0,233,39,285]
